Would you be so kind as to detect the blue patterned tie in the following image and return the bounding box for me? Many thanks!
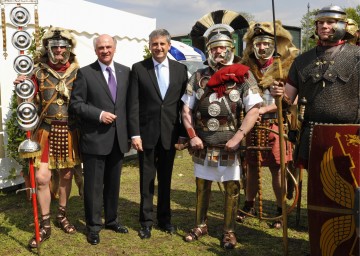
[156,64,168,99]
[106,66,117,102]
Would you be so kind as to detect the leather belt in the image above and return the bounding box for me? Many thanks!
[199,125,235,132]
[43,117,68,124]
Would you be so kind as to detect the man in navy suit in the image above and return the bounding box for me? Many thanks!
[69,34,130,245]
[128,29,188,239]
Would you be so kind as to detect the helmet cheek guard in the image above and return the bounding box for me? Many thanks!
[40,27,76,64]
[204,24,235,70]
[252,36,275,60]
[315,5,348,42]
[47,39,71,64]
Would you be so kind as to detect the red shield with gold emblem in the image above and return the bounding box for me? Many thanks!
[308,124,360,256]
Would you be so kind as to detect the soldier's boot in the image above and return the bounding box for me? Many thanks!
[222,180,240,249]
[184,178,212,242]
[28,213,51,248]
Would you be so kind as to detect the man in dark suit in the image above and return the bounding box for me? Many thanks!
[69,34,130,245]
[128,29,188,239]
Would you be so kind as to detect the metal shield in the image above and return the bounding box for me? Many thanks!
[13,55,34,75]
[308,124,360,256]
[10,6,31,27]
[16,102,39,131]
[12,31,32,50]
[15,79,36,99]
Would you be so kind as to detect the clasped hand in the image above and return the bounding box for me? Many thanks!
[269,80,285,97]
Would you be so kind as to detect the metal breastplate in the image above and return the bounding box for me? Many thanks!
[35,67,77,121]
[295,44,360,124]
[195,89,241,145]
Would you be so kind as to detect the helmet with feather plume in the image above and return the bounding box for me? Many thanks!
[190,10,249,70]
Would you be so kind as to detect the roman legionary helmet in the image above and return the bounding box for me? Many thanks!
[241,21,299,89]
[38,26,76,64]
[242,20,298,63]
[315,5,352,42]
[190,10,249,70]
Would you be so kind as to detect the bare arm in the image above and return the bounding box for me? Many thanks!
[182,104,203,150]
[225,103,261,151]
[271,81,298,105]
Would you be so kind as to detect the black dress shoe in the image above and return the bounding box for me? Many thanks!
[158,223,176,234]
[105,223,129,234]
[87,232,100,245]
[138,226,152,239]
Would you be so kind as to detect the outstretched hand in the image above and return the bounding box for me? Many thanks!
[13,75,27,86]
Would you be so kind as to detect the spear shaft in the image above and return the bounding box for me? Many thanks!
[271,0,288,254]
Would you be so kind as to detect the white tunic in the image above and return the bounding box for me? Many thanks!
[181,89,263,182]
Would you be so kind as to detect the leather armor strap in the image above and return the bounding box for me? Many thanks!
[187,128,197,139]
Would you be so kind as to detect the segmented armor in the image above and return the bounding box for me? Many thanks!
[33,62,81,169]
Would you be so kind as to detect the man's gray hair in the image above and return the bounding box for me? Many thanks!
[149,29,171,43]
[93,35,117,49]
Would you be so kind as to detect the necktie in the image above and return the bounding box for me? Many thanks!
[106,66,117,102]
[156,64,168,99]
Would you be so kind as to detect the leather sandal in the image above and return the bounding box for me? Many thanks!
[221,231,237,249]
[271,219,283,229]
[236,204,257,223]
[28,214,51,248]
[56,205,76,234]
[184,225,208,242]
[271,207,283,229]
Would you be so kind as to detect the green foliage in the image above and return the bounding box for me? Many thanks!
[301,5,360,52]
[143,44,152,59]
[0,153,310,256]
[4,91,28,175]
[300,8,318,52]
[27,26,46,59]
[345,5,360,25]
[6,168,19,180]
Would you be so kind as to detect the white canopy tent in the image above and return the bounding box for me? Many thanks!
[0,0,156,189]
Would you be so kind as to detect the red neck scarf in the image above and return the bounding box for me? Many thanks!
[47,61,70,72]
[256,57,274,70]
[207,64,250,98]
[317,40,345,46]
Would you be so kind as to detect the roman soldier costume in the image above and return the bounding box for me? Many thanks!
[182,10,263,249]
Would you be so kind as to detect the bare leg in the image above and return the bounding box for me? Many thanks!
[36,163,52,215]
[269,165,283,229]
[245,164,259,203]
[73,164,84,198]
[56,168,76,234]
[269,166,282,208]
[58,168,74,207]
[236,164,258,222]
[28,163,52,248]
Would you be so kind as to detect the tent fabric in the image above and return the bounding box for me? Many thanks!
[38,0,155,41]
[0,0,156,189]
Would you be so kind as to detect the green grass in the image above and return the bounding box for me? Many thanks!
[0,151,309,255]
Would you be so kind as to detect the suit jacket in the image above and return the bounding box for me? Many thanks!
[69,60,130,155]
[128,57,187,150]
